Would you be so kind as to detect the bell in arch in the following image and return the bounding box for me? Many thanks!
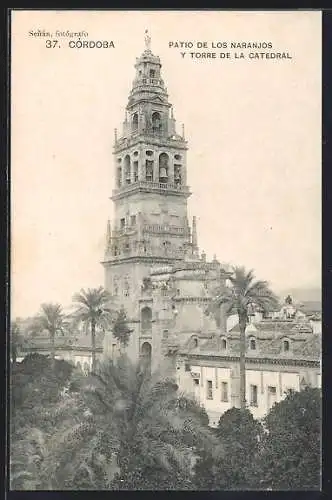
[159,166,168,179]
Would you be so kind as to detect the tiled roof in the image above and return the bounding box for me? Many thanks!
[229,320,313,335]
[179,322,321,362]
[23,331,105,351]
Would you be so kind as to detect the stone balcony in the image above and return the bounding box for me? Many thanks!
[103,244,186,263]
[111,180,191,200]
[114,132,188,153]
[112,223,189,238]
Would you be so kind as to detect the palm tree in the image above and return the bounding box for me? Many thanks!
[72,287,114,372]
[211,266,279,409]
[32,303,68,363]
[55,355,221,490]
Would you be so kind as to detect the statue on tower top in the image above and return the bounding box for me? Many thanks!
[144,29,151,51]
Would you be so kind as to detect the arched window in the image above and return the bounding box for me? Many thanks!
[193,338,198,348]
[159,153,169,183]
[124,155,131,184]
[283,339,290,352]
[221,338,227,350]
[152,111,162,133]
[141,307,152,331]
[141,342,152,372]
[83,362,90,375]
[132,113,138,131]
[76,361,82,371]
[249,338,256,351]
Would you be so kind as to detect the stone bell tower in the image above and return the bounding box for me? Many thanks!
[102,32,198,363]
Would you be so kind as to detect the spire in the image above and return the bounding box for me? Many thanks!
[144,29,152,52]
[182,123,185,139]
[114,128,118,142]
[192,216,198,248]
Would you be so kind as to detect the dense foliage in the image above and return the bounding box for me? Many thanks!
[10,354,220,490]
[257,387,321,490]
[112,307,132,348]
[10,351,321,491]
[195,407,264,490]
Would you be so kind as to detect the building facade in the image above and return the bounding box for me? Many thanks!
[176,319,321,426]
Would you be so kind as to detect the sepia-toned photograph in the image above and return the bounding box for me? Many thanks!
[10,9,321,491]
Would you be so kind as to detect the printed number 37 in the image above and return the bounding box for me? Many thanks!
[46,40,59,48]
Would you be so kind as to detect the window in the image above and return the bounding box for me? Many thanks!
[206,380,213,400]
[150,69,156,78]
[250,384,258,406]
[193,338,198,348]
[130,215,136,226]
[141,307,152,331]
[132,113,138,131]
[185,363,191,372]
[249,338,256,351]
[124,277,130,297]
[221,338,227,350]
[133,161,138,182]
[283,340,290,352]
[120,218,125,229]
[193,378,199,386]
[112,344,117,357]
[268,386,277,409]
[124,155,131,184]
[146,160,154,181]
[152,111,162,133]
[117,167,122,188]
[221,382,228,402]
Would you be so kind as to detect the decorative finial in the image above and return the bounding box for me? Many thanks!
[171,107,174,119]
[144,29,151,51]
[182,123,185,139]
[114,128,118,142]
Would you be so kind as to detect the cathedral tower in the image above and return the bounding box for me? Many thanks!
[102,32,198,363]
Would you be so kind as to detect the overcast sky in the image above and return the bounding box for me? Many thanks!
[11,10,321,318]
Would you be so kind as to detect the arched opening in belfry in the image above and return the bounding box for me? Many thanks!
[159,153,169,183]
[124,155,131,184]
[132,113,138,132]
[152,111,162,134]
[141,306,152,332]
[141,341,152,372]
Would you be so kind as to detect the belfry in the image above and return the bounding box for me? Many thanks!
[102,33,229,369]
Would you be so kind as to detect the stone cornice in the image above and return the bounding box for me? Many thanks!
[22,345,103,354]
[179,352,320,368]
[101,256,183,266]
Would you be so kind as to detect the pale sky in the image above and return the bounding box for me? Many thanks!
[11,10,321,318]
